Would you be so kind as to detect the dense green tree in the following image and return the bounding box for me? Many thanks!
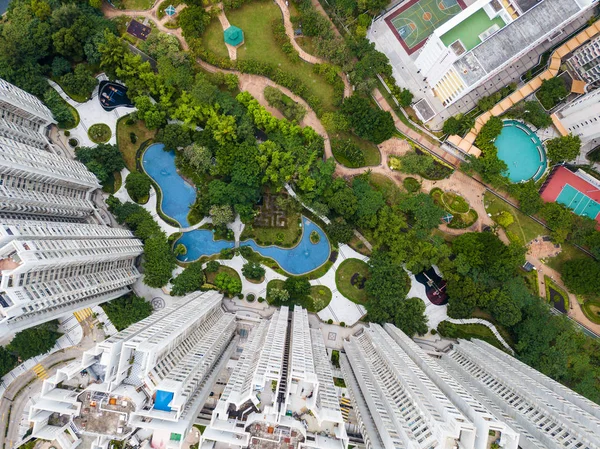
[394,297,428,337]
[8,322,61,360]
[183,143,213,173]
[365,250,410,307]
[326,217,354,244]
[206,261,220,273]
[537,78,568,109]
[125,172,151,203]
[60,63,97,99]
[341,95,395,144]
[521,100,552,129]
[143,237,177,288]
[352,176,385,229]
[442,116,461,135]
[283,276,311,298]
[214,272,242,296]
[512,180,543,215]
[541,202,575,243]
[546,135,581,163]
[210,204,234,227]
[157,124,192,151]
[269,288,290,303]
[51,56,71,78]
[446,276,479,318]
[75,144,125,184]
[178,5,211,39]
[398,193,444,232]
[242,261,266,281]
[390,152,433,175]
[101,294,153,331]
[0,347,17,377]
[330,186,358,219]
[171,262,205,296]
[562,259,600,296]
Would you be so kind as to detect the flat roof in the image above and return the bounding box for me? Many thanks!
[454,0,585,86]
[440,8,506,52]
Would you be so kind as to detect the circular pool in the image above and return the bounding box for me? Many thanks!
[495,120,547,183]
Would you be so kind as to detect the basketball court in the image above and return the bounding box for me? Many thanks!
[385,0,466,54]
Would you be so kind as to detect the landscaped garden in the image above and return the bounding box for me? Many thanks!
[201,0,337,112]
[484,191,545,244]
[266,279,332,312]
[582,299,600,324]
[437,321,507,351]
[116,117,157,171]
[431,188,478,229]
[335,258,370,304]
[545,275,569,313]
[88,123,112,144]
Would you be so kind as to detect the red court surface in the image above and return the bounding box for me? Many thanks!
[540,166,600,225]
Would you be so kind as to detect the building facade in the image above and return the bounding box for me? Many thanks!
[203,306,348,449]
[28,291,236,449]
[553,88,600,144]
[568,34,600,84]
[0,78,55,148]
[0,77,142,334]
[439,338,600,449]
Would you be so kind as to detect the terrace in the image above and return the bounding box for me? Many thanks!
[441,8,506,53]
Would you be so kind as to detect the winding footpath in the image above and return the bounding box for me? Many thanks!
[101,2,600,335]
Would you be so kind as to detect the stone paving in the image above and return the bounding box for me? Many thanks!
[48,77,134,148]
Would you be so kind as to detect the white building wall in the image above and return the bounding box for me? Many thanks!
[555,89,600,143]
[440,339,600,449]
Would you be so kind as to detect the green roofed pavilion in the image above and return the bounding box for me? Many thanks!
[224,25,244,47]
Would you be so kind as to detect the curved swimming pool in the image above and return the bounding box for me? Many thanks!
[141,143,196,227]
[175,217,330,275]
[495,120,547,183]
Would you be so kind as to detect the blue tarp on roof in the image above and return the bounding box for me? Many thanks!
[155,390,174,411]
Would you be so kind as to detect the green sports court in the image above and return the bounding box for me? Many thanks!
[385,0,466,54]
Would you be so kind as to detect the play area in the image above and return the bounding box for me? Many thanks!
[540,166,600,224]
[385,0,466,54]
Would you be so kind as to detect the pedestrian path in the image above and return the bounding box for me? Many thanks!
[31,364,48,380]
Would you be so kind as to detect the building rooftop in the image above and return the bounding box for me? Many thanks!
[441,8,506,52]
[455,0,584,86]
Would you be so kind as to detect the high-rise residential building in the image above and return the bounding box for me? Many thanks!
[0,78,55,148]
[28,291,237,449]
[439,338,600,449]
[552,89,600,144]
[342,323,600,449]
[568,34,600,84]
[0,77,142,334]
[203,306,348,449]
[341,323,479,449]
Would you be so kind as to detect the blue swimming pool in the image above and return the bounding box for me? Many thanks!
[495,120,547,183]
[141,143,196,227]
[241,218,330,275]
[175,217,330,275]
[175,230,235,263]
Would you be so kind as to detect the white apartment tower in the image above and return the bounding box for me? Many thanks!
[341,323,478,449]
[0,78,55,148]
[203,306,348,449]
[553,89,600,144]
[29,291,236,449]
[0,77,142,334]
[439,339,600,449]
[568,34,600,84]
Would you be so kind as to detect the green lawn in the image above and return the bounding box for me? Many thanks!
[266,279,332,312]
[88,123,112,144]
[545,242,590,273]
[332,133,381,168]
[582,299,600,324]
[202,18,230,60]
[116,117,157,171]
[121,0,154,9]
[469,308,514,348]
[368,173,403,206]
[437,320,509,352]
[348,234,372,256]
[335,258,370,304]
[483,191,545,244]
[212,0,336,111]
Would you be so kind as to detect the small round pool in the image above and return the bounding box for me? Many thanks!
[495,120,547,183]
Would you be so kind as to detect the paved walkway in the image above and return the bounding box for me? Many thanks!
[48,77,134,148]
